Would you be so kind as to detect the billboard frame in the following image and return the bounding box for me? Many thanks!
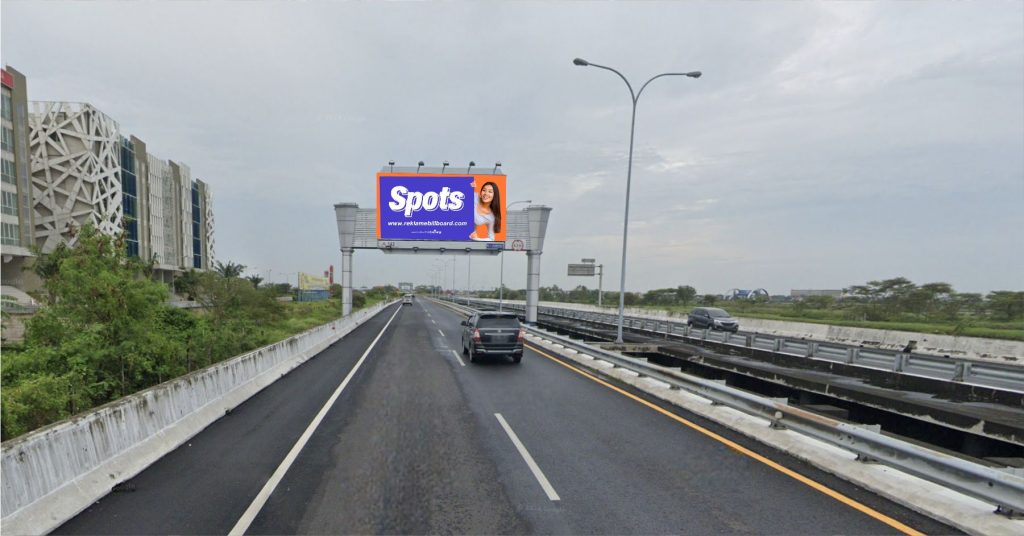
[376,170,508,243]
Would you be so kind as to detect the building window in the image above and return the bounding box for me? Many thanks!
[1,222,19,246]
[120,138,140,257]
[1,190,17,216]
[191,183,202,268]
[1,159,14,185]
[1,93,11,121]
[1,126,13,152]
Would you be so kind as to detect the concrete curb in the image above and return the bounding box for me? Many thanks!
[1,301,394,536]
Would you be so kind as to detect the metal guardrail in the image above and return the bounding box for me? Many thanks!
[455,298,1024,394]
[437,297,1024,516]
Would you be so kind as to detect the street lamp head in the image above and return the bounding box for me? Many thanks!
[686,71,702,78]
[573,58,590,66]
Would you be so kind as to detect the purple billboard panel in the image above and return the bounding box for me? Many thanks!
[377,175,475,240]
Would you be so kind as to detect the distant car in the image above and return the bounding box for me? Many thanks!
[461,312,524,364]
[687,307,739,332]
[402,294,413,305]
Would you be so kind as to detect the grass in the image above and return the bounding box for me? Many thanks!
[255,296,392,346]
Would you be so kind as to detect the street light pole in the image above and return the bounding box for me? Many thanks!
[500,200,532,312]
[573,57,701,343]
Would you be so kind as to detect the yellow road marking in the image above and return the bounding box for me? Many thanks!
[526,343,925,536]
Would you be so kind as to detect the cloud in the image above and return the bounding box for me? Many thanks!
[2,0,1021,295]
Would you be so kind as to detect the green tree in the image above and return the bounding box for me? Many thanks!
[214,260,247,278]
[246,274,264,289]
[192,272,283,327]
[985,291,1024,320]
[174,269,202,300]
[4,226,184,439]
[675,285,697,305]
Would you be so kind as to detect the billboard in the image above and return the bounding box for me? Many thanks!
[298,272,329,291]
[377,173,507,242]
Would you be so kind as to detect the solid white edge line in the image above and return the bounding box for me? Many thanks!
[438,328,444,336]
[451,349,466,367]
[494,413,560,501]
[228,305,403,535]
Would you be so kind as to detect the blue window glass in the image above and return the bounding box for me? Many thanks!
[119,137,140,257]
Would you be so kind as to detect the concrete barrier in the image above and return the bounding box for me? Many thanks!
[0,301,394,535]
[477,299,1023,364]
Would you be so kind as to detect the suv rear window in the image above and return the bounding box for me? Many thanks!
[477,316,519,328]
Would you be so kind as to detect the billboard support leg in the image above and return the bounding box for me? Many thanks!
[334,202,359,317]
[526,251,541,325]
[342,248,353,316]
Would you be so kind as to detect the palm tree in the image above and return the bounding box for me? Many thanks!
[214,261,246,278]
[246,275,264,289]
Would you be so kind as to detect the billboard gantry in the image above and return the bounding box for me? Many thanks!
[376,173,507,242]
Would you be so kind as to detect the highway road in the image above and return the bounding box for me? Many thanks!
[55,299,956,535]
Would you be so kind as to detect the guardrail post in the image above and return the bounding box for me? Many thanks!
[846,347,858,364]
[952,362,970,382]
[806,342,817,358]
[772,338,782,352]
[893,353,908,373]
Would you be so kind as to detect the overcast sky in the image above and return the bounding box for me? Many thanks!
[2,1,1022,295]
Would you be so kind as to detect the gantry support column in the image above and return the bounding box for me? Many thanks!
[524,206,552,325]
[334,202,359,316]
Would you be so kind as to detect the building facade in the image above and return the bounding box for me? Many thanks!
[29,101,123,253]
[1,67,35,293]
[0,66,216,299]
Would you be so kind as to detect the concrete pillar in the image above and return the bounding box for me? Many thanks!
[526,251,541,324]
[334,203,359,317]
[341,249,353,316]
[524,205,552,326]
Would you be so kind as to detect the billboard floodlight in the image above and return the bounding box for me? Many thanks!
[388,160,395,172]
[442,161,450,173]
[494,161,502,173]
[417,161,424,173]
[467,161,476,173]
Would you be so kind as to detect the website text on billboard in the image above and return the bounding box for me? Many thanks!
[376,173,507,242]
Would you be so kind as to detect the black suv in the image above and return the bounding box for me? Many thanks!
[461,312,524,364]
[687,307,739,332]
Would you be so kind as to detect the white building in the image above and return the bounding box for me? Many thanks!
[22,97,215,288]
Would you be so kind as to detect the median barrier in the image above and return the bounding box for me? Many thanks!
[0,300,394,535]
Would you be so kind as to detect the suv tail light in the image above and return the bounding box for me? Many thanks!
[472,328,482,342]
[517,328,525,342]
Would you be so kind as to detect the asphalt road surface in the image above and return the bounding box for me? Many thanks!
[55,299,957,535]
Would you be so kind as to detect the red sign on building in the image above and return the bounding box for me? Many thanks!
[1,70,13,89]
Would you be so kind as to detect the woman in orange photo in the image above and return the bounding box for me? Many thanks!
[469,181,501,241]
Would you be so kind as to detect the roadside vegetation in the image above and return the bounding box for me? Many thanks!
[1,226,399,440]
[474,279,1024,342]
